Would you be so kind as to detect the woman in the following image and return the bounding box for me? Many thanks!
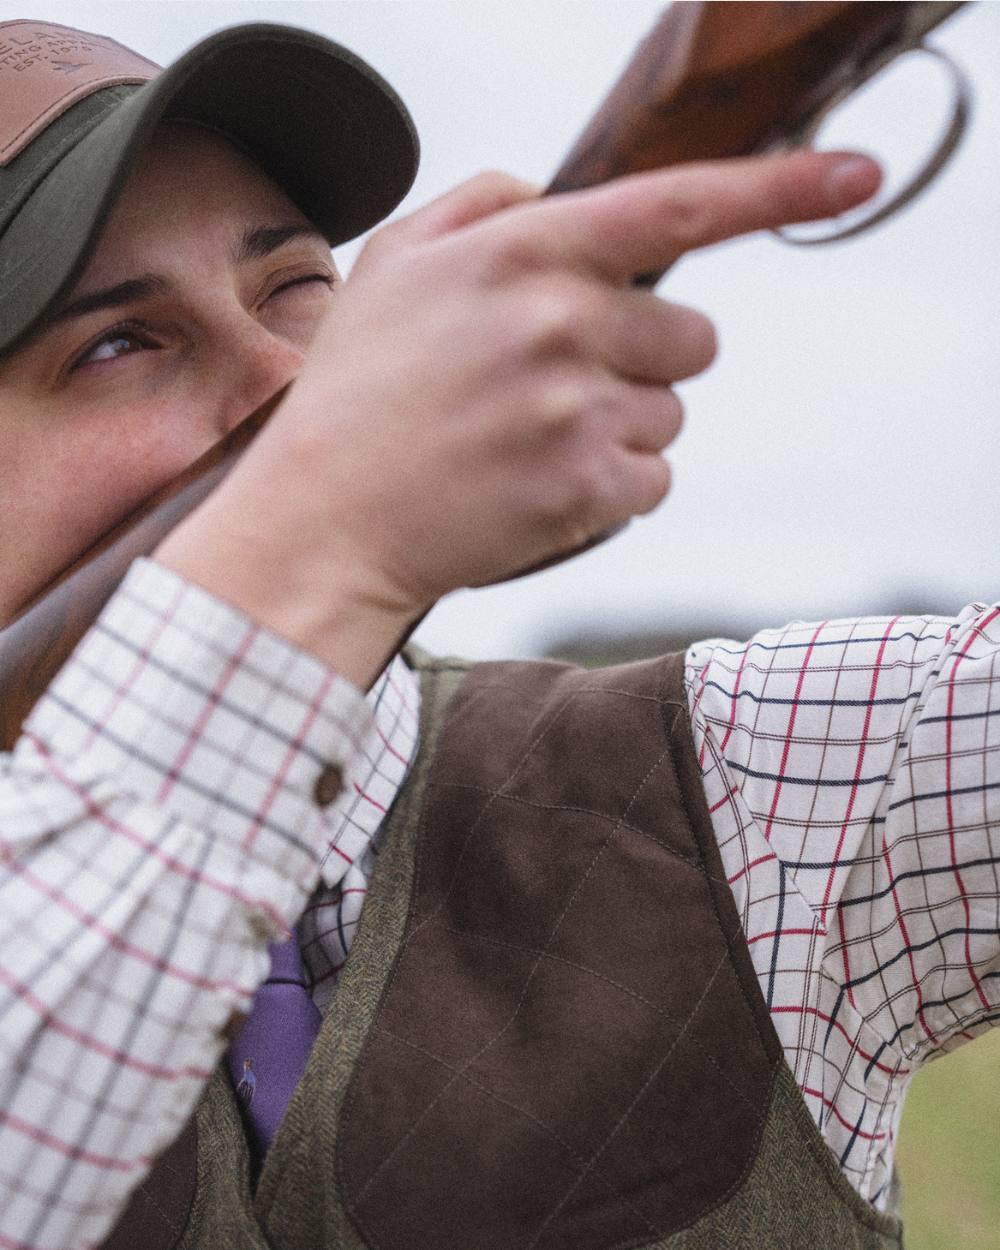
[3,16,993,1250]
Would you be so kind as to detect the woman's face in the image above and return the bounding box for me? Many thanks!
[0,123,340,622]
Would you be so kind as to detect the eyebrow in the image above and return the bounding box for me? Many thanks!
[47,224,328,330]
[49,275,171,327]
[232,224,328,265]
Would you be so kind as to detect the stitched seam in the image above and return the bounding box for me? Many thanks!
[1,75,149,158]
[442,924,758,1113]
[659,693,787,1222]
[0,93,125,208]
[668,698,774,1013]
[697,718,823,927]
[134,1181,182,1235]
[150,1150,182,1183]
[431,680,684,709]
[371,1022,663,1240]
[430,782,731,887]
[815,965,909,1071]
[336,660,461,1249]
[524,952,729,1249]
[401,688,689,957]
[355,732,675,1210]
[394,689,586,956]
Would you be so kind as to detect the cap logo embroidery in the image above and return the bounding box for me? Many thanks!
[0,20,159,165]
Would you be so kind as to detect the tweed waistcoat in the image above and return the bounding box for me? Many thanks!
[100,650,904,1250]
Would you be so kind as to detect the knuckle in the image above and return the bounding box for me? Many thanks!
[537,375,588,435]
[526,285,591,356]
[534,447,606,529]
[530,478,580,543]
[575,447,620,516]
[533,442,652,555]
[656,187,710,250]
[467,169,539,202]
[356,219,407,267]
[548,515,596,557]
[478,226,545,284]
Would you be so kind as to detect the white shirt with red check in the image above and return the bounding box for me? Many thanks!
[0,558,997,1250]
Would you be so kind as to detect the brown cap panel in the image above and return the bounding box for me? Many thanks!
[0,21,157,164]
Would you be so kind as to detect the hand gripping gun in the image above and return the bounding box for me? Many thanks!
[0,1,972,745]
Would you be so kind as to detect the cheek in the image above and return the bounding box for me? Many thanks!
[56,411,201,532]
[0,399,215,618]
[263,285,336,354]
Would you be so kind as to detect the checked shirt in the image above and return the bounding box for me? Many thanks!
[1,558,998,1250]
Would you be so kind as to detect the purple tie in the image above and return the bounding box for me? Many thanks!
[225,930,322,1174]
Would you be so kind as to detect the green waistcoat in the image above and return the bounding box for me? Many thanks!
[101,650,904,1250]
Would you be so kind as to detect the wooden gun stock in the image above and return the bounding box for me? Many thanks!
[0,1,968,749]
[548,0,966,281]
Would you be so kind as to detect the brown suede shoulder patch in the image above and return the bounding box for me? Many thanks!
[338,652,782,1250]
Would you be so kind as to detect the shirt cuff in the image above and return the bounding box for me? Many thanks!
[23,557,373,902]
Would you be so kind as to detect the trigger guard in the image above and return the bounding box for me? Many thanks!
[772,44,972,247]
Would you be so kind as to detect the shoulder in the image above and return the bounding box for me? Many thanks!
[681,606,999,762]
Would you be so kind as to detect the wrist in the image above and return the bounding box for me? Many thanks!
[153,512,423,692]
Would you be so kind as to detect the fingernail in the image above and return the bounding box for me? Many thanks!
[826,155,881,211]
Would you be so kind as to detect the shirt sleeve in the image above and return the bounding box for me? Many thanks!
[0,557,373,1250]
[685,604,1000,1204]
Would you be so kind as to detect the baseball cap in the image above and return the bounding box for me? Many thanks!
[0,19,419,357]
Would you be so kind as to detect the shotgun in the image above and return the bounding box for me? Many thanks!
[0,0,970,748]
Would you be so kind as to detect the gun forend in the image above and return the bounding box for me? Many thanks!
[547,2,967,198]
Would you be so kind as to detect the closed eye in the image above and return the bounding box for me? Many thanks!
[270,272,336,298]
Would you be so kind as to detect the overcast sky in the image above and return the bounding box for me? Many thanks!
[10,0,999,657]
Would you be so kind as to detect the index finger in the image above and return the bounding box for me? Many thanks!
[499,149,882,280]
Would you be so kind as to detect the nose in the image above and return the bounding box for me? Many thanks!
[210,315,306,438]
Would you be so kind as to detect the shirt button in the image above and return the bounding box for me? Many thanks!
[314,764,343,807]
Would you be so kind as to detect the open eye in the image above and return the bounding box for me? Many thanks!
[71,322,156,371]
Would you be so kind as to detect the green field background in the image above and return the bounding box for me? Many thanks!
[895,1028,1000,1249]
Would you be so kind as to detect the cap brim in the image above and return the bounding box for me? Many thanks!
[1,22,419,356]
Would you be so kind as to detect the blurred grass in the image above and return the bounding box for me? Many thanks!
[896,1029,1000,1249]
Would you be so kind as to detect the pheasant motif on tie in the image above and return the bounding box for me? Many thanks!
[225,929,322,1174]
